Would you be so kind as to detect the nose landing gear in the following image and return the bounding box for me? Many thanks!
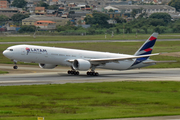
[13,60,18,69]
[13,65,18,69]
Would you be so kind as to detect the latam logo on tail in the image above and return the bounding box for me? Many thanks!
[131,35,157,66]
[26,47,47,55]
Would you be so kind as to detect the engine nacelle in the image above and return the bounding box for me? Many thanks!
[39,63,57,69]
[72,59,91,71]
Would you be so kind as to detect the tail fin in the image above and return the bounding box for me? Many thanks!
[134,32,158,56]
[131,33,158,67]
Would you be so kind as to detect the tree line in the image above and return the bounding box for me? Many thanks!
[2,11,180,34]
[18,12,180,34]
[4,0,180,34]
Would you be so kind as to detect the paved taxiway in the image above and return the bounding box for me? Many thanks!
[0,64,180,86]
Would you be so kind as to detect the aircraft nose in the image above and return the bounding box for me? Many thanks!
[3,50,6,56]
[3,50,9,57]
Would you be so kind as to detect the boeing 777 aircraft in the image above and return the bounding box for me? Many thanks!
[3,33,166,76]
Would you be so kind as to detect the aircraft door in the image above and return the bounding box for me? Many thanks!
[21,48,25,55]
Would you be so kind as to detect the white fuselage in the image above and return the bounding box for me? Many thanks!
[3,45,153,70]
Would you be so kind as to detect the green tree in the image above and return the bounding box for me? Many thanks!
[56,21,78,32]
[108,9,114,12]
[11,13,29,21]
[137,12,147,19]
[37,1,49,9]
[77,20,82,25]
[150,2,154,5]
[149,19,165,26]
[12,0,27,8]
[56,25,66,32]
[84,13,110,28]
[168,0,180,11]
[11,13,29,26]
[131,9,138,18]
[172,19,180,32]
[149,13,171,23]
[0,15,9,21]
[114,16,126,23]
[125,27,132,33]
[116,27,120,34]
[84,15,94,24]
[87,27,95,34]
[0,15,9,25]
[142,26,148,34]
[154,26,166,34]
[48,5,58,10]
[19,25,36,33]
[173,24,180,32]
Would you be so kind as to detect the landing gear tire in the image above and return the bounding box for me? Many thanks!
[87,71,99,76]
[67,70,79,75]
[12,60,18,69]
[13,66,18,69]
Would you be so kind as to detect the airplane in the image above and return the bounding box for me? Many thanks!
[2,32,169,76]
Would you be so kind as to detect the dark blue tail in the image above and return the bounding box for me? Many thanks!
[132,33,158,66]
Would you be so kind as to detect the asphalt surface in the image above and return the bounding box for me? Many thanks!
[101,115,180,120]
[1,64,180,86]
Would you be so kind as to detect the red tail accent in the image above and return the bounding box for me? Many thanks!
[149,36,156,41]
[144,48,152,52]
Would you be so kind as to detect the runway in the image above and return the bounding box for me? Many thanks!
[0,64,180,86]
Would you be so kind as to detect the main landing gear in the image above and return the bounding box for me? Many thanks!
[67,70,79,75]
[67,70,99,76]
[87,71,99,76]
[67,66,99,76]
[87,66,99,76]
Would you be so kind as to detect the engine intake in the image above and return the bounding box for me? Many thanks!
[39,63,57,69]
[72,59,91,71]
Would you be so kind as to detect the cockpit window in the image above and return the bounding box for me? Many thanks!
[7,49,13,51]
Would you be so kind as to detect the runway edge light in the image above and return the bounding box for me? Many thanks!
[37,117,44,120]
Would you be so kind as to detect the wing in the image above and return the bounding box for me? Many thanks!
[67,53,159,64]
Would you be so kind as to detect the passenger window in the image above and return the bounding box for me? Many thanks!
[10,49,13,51]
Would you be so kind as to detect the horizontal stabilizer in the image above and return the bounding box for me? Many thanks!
[143,60,177,64]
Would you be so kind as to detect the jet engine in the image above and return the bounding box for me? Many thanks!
[39,63,57,69]
[72,59,91,71]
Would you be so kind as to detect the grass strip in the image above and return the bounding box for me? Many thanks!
[0,71,8,74]
[0,81,180,120]
[0,33,179,42]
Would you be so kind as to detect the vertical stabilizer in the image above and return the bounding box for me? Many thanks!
[134,32,158,56]
[131,33,158,66]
